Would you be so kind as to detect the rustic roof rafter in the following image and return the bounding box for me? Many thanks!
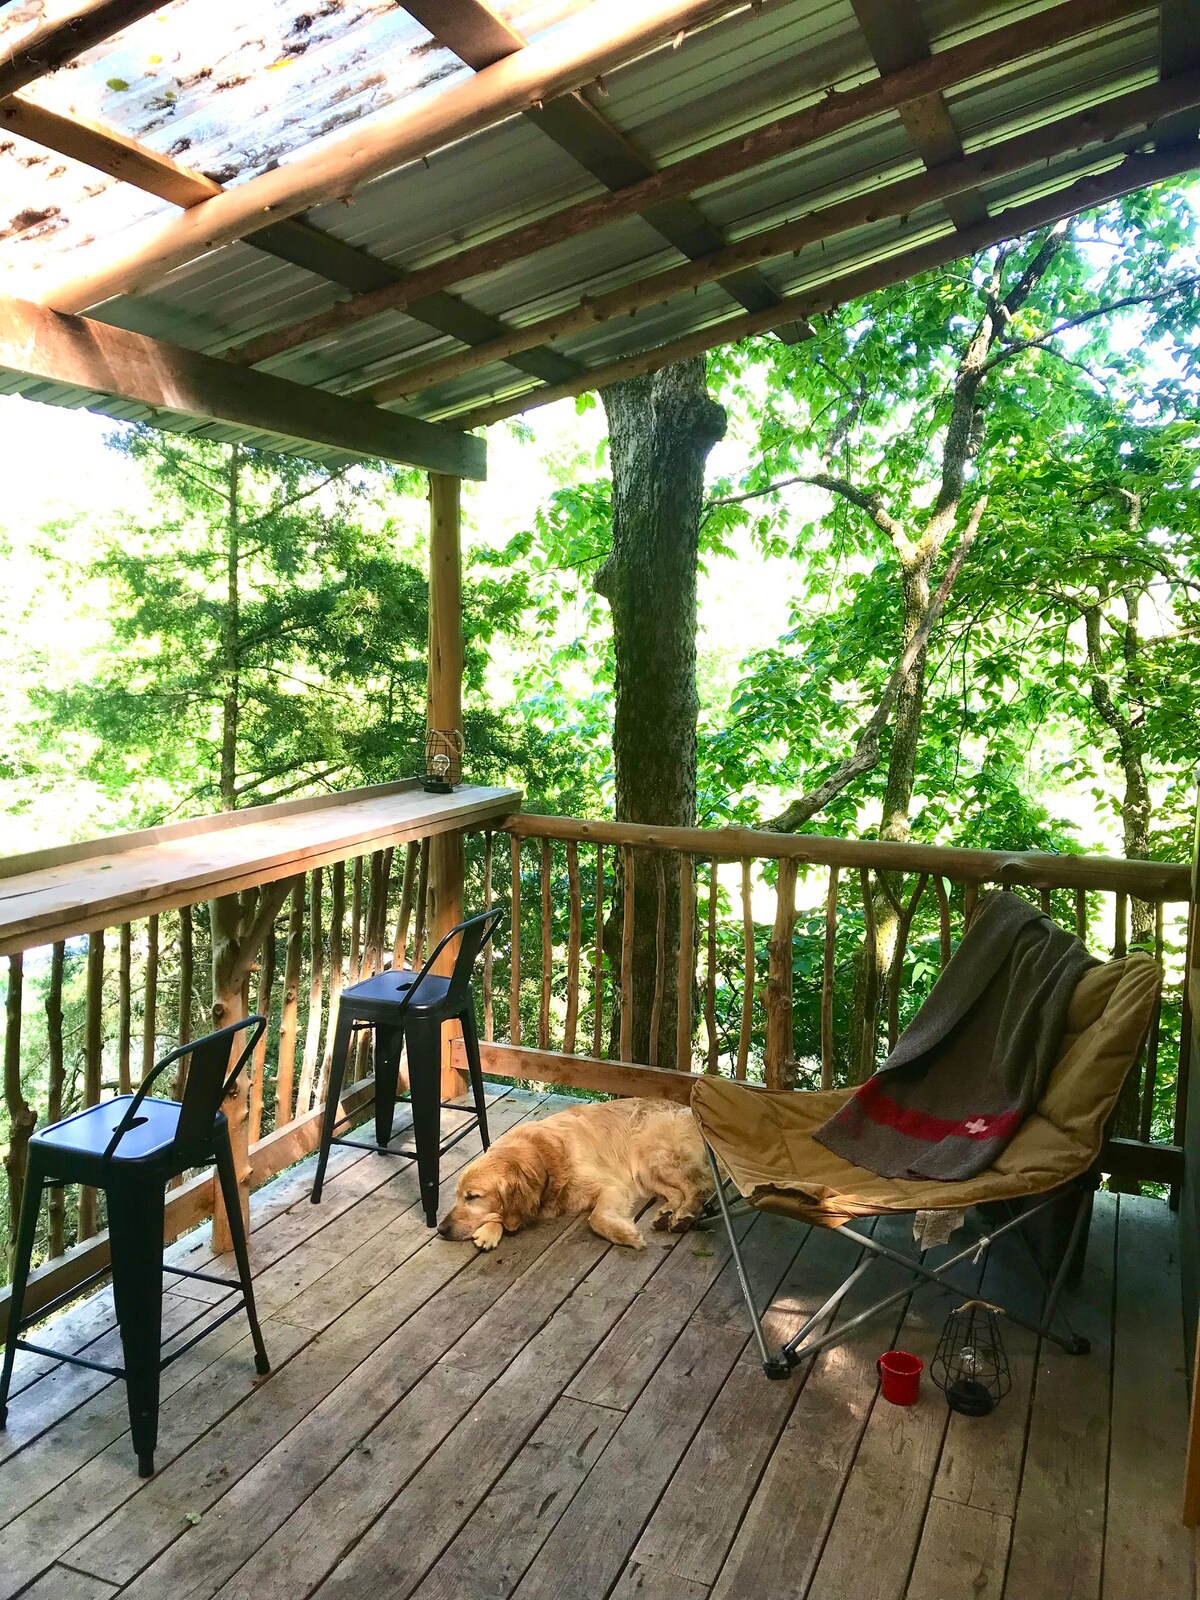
[223,0,1149,371]
[449,142,1200,429]
[356,69,1200,406]
[401,0,791,323]
[0,0,166,99]
[22,0,756,315]
[849,0,990,229]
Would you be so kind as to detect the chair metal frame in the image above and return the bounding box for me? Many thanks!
[311,906,505,1222]
[702,1141,1093,1379]
[1,1016,271,1476]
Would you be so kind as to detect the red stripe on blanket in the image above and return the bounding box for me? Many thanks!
[852,1079,1024,1144]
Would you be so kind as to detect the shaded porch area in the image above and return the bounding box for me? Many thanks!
[2,1087,1191,1600]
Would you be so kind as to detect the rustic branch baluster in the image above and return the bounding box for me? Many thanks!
[509,835,522,1047]
[142,913,159,1084]
[765,859,799,1092]
[540,838,553,1052]
[117,923,132,1095]
[886,875,929,1051]
[482,831,495,1043]
[249,922,275,1142]
[412,838,430,968]
[676,853,694,1074]
[933,875,952,971]
[1075,886,1088,939]
[275,877,304,1127]
[564,840,581,1056]
[859,869,879,1082]
[1139,900,1166,1145]
[4,953,33,1270]
[592,845,604,1059]
[705,859,719,1074]
[649,854,667,1069]
[619,845,635,1064]
[392,842,418,969]
[296,868,323,1115]
[45,942,66,1258]
[79,930,104,1240]
[821,866,840,1090]
[736,859,754,1083]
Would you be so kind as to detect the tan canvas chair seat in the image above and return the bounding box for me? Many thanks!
[693,953,1161,1228]
[691,952,1161,1378]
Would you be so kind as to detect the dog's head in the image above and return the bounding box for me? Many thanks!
[436,1134,549,1242]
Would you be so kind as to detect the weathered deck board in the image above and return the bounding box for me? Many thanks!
[1103,1195,1195,1599]
[1,1094,1193,1600]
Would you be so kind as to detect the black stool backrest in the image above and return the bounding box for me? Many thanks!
[410,907,505,1013]
[103,1015,266,1164]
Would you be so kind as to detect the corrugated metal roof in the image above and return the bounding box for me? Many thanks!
[0,0,1190,465]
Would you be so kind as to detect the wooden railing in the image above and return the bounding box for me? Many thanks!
[3,806,1193,1330]
[465,816,1192,1189]
[0,836,445,1327]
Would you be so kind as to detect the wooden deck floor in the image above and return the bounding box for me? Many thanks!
[2,1087,1195,1600]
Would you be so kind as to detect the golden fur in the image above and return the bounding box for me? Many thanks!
[437,1097,712,1251]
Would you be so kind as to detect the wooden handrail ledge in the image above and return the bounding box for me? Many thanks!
[501,813,1191,899]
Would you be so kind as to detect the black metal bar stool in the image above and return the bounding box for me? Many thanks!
[311,907,504,1225]
[0,1016,271,1479]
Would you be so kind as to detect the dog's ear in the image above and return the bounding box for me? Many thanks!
[496,1138,549,1231]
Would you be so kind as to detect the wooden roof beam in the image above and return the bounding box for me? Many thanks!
[402,0,789,321]
[26,0,757,315]
[0,294,486,478]
[850,0,989,229]
[225,0,1151,370]
[0,0,168,99]
[361,69,1200,405]
[450,141,1200,429]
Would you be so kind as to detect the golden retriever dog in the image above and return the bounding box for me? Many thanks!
[437,1097,712,1251]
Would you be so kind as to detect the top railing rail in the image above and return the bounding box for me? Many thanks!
[503,814,1191,899]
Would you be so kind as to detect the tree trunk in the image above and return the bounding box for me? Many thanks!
[850,552,935,1079]
[596,358,726,1065]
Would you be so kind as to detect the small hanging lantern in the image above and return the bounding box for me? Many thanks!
[931,1299,1011,1416]
[422,728,464,793]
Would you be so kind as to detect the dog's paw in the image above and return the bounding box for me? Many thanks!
[651,1207,672,1232]
[472,1221,504,1250]
[669,1212,699,1234]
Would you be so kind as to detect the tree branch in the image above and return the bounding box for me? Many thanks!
[767,495,986,832]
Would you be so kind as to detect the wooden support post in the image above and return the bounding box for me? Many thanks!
[428,472,467,1099]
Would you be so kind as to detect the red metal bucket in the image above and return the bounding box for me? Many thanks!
[877,1349,923,1405]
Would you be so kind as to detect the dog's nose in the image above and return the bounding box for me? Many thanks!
[435,1217,451,1236]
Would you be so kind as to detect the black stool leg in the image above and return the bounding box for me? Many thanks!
[0,1147,47,1427]
[107,1177,165,1478]
[374,1026,405,1150]
[405,1015,444,1228]
[459,1004,490,1150]
[311,1005,354,1204]
[214,1124,270,1379]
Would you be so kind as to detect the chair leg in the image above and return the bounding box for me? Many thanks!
[311,1006,354,1205]
[405,1016,444,1228]
[704,1144,791,1379]
[374,1026,405,1150]
[459,1004,490,1150]
[0,1149,47,1427]
[1033,1187,1092,1355]
[107,1178,165,1478]
[214,1126,271,1379]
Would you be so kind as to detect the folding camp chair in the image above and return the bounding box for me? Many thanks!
[692,952,1161,1378]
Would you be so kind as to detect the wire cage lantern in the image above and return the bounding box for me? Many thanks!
[422,728,464,793]
[930,1299,1012,1416]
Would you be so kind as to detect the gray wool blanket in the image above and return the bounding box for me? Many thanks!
[814,889,1097,1181]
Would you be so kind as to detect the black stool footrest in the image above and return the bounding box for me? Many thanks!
[332,1109,484,1162]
